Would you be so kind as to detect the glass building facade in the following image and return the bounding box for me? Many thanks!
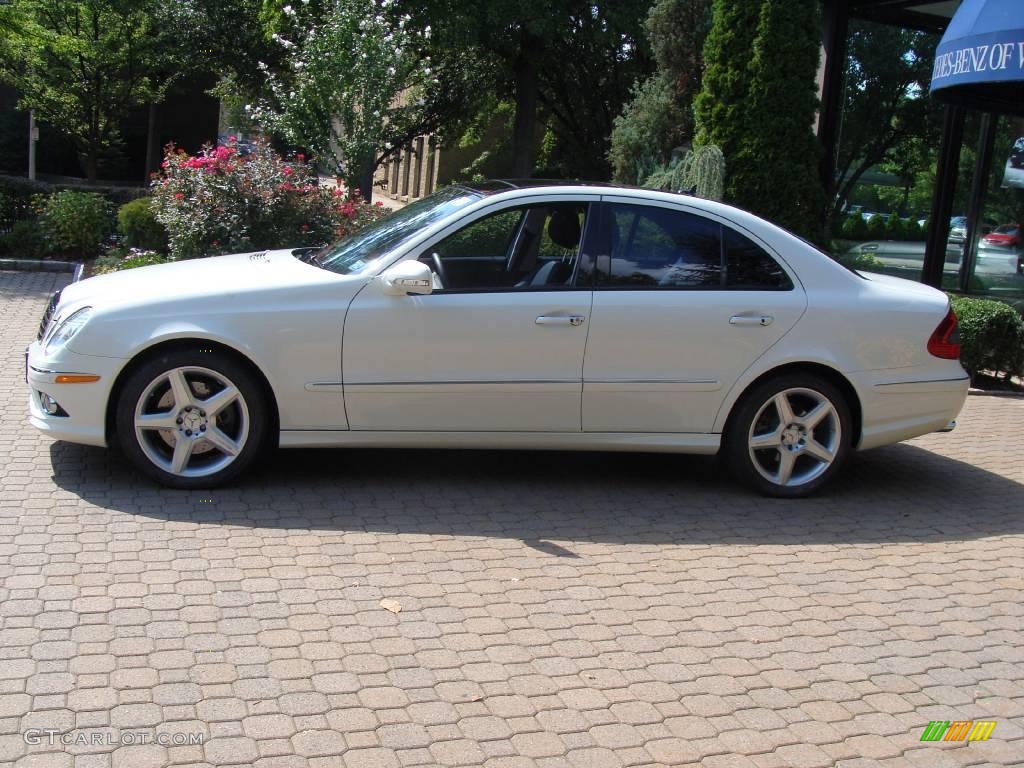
[819,1,1024,312]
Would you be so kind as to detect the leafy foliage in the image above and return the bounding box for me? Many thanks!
[642,143,724,201]
[610,0,710,184]
[693,0,761,163]
[37,190,113,257]
[117,198,167,252]
[93,247,171,274]
[151,138,389,260]
[250,0,482,199]
[950,297,1024,380]
[695,0,822,239]
[0,174,50,229]
[421,0,653,179]
[836,250,883,273]
[0,219,48,258]
[0,0,185,181]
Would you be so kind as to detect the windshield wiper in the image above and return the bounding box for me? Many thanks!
[292,247,324,267]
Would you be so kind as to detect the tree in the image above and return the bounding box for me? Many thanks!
[421,0,652,179]
[693,0,761,165]
[829,21,939,226]
[249,0,482,200]
[729,1,823,239]
[0,0,181,182]
[694,0,823,240]
[609,0,711,184]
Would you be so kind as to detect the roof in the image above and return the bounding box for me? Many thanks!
[462,179,625,195]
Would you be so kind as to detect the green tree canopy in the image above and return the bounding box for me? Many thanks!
[694,0,823,240]
[0,0,186,181]
[420,0,652,179]
[609,0,711,184]
[249,0,484,199]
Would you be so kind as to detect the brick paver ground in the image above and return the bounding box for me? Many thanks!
[1,269,1022,768]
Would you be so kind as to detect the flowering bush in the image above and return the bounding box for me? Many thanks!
[152,138,389,260]
[93,247,171,275]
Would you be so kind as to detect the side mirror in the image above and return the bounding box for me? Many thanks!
[380,260,433,296]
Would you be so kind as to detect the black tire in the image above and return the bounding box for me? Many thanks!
[115,348,269,489]
[724,373,852,498]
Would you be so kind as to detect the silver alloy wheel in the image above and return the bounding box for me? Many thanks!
[133,366,250,478]
[747,387,841,488]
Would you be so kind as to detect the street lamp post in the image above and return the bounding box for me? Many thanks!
[28,109,38,181]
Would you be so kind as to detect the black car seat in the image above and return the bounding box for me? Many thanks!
[516,208,582,288]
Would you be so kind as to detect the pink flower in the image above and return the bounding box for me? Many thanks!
[297,153,305,161]
[374,201,384,207]
[283,166,293,176]
[174,193,184,200]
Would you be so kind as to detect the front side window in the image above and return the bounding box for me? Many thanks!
[423,203,589,291]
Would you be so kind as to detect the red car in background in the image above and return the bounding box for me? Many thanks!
[982,223,1021,248]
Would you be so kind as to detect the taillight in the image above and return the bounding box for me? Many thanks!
[927,307,961,359]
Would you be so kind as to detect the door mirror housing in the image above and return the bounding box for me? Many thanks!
[380,260,433,296]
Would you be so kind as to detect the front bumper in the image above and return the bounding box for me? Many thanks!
[27,341,126,447]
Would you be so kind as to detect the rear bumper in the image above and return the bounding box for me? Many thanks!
[854,372,970,450]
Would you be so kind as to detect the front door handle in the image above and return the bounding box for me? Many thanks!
[730,314,774,327]
[536,315,585,327]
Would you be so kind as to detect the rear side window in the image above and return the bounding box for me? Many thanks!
[582,202,791,290]
[724,226,792,289]
[597,204,722,288]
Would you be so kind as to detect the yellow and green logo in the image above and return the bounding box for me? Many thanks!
[920,720,996,742]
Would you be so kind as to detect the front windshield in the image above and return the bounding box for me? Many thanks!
[313,186,481,274]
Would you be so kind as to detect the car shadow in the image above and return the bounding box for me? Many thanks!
[47,440,1024,547]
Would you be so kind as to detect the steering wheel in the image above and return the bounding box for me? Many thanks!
[429,251,449,289]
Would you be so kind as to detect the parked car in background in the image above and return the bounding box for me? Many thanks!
[981,223,1021,249]
[27,181,968,497]
[1011,137,1024,168]
[948,215,998,245]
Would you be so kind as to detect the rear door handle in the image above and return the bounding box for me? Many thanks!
[536,315,585,327]
[730,314,774,327]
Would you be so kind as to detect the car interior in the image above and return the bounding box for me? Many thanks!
[419,203,588,291]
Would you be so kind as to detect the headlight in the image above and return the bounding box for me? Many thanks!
[44,307,92,354]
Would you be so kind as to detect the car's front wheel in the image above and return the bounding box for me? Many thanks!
[115,349,268,488]
[725,374,851,498]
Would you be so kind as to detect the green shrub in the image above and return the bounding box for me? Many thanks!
[884,215,906,241]
[93,247,171,275]
[837,250,883,273]
[950,296,1024,380]
[37,190,113,258]
[866,215,887,239]
[0,175,50,232]
[118,198,167,252]
[841,215,868,240]
[0,219,48,258]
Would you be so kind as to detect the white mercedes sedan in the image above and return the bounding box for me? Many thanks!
[27,181,968,496]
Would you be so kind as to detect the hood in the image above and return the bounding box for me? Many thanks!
[57,249,337,315]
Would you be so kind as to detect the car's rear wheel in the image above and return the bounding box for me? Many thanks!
[115,350,268,488]
[725,373,851,498]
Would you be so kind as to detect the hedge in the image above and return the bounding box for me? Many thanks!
[950,296,1024,380]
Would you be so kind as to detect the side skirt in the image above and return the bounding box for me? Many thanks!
[279,430,721,454]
